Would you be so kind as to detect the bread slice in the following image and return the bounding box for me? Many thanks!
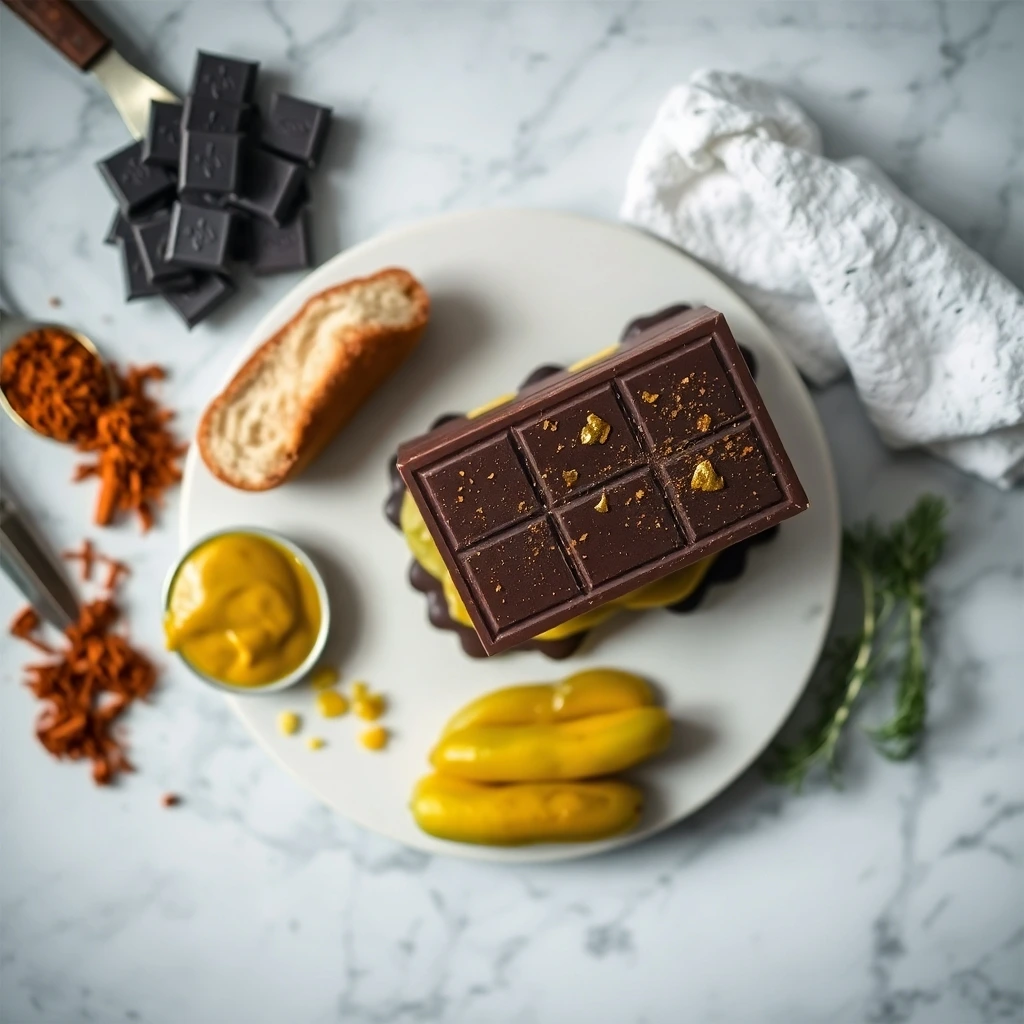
[199,267,429,490]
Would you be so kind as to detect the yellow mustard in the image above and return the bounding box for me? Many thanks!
[165,532,321,688]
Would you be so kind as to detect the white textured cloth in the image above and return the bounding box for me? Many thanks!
[621,70,1024,488]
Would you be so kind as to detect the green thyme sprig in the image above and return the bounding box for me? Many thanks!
[768,495,948,789]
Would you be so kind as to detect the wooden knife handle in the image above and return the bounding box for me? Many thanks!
[2,0,110,70]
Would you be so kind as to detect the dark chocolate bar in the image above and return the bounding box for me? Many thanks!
[179,131,243,194]
[97,141,176,214]
[143,101,183,168]
[229,147,304,225]
[248,207,311,274]
[260,92,332,167]
[397,307,808,655]
[190,51,258,106]
[132,217,194,287]
[183,95,248,135]
[165,202,234,271]
[163,272,235,329]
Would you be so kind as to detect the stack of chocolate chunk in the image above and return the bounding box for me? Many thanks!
[98,51,332,328]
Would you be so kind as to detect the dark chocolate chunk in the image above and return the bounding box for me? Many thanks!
[249,207,312,275]
[183,95,248,135]
[104,210,132,246]
[189,51,258,105]
[553,469,683,588]
[260,92,332,167]
[619,341,745,457]
[119,232,192,301]
[97,141,176,215]
[229,211,253,261]
[419,435,540,550]
[663,425,784,540]
[163,272,235,329]
[165,202,234,272]
[179,131,243,194]
[229,147,304,225]
[397,307,808,655]
[142,101,183,168]
[514,384,644,506]
[460,520,581,633]
[132,216,194,286]
[622,304,693,343]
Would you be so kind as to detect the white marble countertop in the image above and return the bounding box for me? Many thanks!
[1,4,1022,1023]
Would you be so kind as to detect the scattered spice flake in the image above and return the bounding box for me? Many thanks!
[691,459,725,492]
[456,495,464,502]
[487,472,495,479]
[161,792,181,808]
[61,540,97,582]
[594,492,609,513]
[635,489,645,499]
[542,419,558,431]
[518,501,528,512]
[562,469,579,487]
[741,445,754,456]
[9,606,56,655]
[580,413,611,446]
[48,296,62,308]
[578,532,589,543]
[641,391,659,404]
[99,555,130,591]
[495,583,502,592]
[73,364,187,532]
[12,595,157,785]
[458,470,465,476]
[696,413,712,432]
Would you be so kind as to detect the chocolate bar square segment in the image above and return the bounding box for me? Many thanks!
[132,216,193,286]
[104,210,132,246]
[229,147,305,225]
[97,141,176,214]
[663,425,784,540]
[190,51,258,105]
[554,469,684,588]
[514,384,643,505]
[619,340,744,457]
[261,92,333,167]
[165,202,234,271]
[249,208,312,275]
[460,520,581,632]
[179,131,243,194]
[183,95,248,135]
[163,272,235,329]
[142,101,183,168]
[119,234,164,301]
[417,434,540,550]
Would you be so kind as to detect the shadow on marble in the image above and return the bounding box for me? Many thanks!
[289,536,363,670]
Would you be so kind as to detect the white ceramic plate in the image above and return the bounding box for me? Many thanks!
[180,209,840,863]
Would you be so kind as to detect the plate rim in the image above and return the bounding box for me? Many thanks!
[180,207,841,863]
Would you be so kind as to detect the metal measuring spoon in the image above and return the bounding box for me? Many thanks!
[0,304,118,441]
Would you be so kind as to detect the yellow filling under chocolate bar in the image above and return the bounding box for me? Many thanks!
[400,492,715,642]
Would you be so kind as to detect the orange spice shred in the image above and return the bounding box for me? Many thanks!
[8,552,156,785]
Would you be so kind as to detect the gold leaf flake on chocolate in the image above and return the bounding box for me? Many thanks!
[562,469,579,487]
[580,413,611,445]
[691,459,725,492]
[578,532,588,542]
[635,489,645,499]
[594,491,609,513]
[641,391,659,404]
[696,413,712,432]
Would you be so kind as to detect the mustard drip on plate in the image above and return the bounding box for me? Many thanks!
[164,532,321,687]
[399,491,715,639]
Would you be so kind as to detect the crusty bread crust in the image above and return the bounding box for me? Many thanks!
[198,268,429,490]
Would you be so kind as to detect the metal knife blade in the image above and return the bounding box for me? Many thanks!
[0,494,79,630]
[90,48,179,140]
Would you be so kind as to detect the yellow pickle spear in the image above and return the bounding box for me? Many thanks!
[440,668,654,735]
[430,706,671,782]
[411,775,643,846]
